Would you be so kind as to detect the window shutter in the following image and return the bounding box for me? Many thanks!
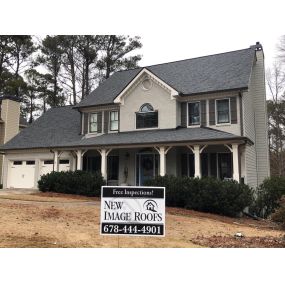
[181,102,187,127]
[200,100,206,126]
[230,97,237,124]
[97,112,102,133]
[104,110,109,133]
[84,113,89,134]
[209,99,216,125]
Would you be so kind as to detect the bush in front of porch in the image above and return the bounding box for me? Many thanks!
[144,176,253,217]
[38,170,105,196]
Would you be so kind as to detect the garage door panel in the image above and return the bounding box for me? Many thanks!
[9,161,35,188]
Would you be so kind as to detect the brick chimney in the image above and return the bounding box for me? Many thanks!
[0,95,21,144]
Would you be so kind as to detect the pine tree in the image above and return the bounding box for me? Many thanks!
[97,35,142,80]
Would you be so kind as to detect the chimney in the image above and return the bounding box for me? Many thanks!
[0,95,21,144]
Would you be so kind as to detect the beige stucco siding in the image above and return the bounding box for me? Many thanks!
[119,78,177,132]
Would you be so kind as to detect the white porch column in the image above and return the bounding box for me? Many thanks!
[76,150,82,170]
[54,150,59,171]
[99,149,112,181]
[159,146,166,176]
[101,149,107,180]
[232,143,240,182]
[193,145,201,178]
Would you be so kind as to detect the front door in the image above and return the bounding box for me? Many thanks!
[136,153,158,185]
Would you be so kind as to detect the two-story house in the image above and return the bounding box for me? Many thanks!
[1,43,269,189]
[0,95,27,185]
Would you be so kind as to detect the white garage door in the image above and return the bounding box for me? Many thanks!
[9,160,36,188]
[40,159,70,176]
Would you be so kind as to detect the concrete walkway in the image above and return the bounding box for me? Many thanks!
[0,188,39,195]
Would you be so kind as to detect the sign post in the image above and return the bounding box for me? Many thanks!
[100,186,165,237]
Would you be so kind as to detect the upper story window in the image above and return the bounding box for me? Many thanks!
[188,102,200,126]
[136,103,158,129]
[110,111,119,131]
[89,113,98,133]
[216,99,230,124]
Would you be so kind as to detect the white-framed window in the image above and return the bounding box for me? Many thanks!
[110,110,119,131]
[216,99,230,124]
[136,103,158,129]
[89,113,98,133]
[188,101,200,126]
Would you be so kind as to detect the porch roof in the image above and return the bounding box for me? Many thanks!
[66,127,251,149]
[2,119,251,151]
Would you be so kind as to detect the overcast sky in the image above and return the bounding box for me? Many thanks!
[139,33,282,70]
[2,0,284,87]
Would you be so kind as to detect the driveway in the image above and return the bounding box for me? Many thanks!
[0,188,39,195]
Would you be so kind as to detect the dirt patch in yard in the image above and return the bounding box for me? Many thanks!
[0,193,284,248]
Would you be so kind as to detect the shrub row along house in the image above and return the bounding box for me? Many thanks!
[1,42,269,189]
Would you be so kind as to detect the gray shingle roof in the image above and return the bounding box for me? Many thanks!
[76,46,256,108]
[2,106,82,150]
[2,106,249,151]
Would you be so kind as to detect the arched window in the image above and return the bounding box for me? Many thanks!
[136,103,158,129]
[140,103,154,113]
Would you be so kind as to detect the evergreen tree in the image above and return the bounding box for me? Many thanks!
[97,35,142,80]
[38,35,65,107]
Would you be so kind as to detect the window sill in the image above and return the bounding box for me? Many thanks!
[135,127,159,131]
[187,124,201,128]
[215,123,231,127]
[85,132,103,138]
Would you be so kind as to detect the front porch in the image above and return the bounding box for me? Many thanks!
[57,142,245,186]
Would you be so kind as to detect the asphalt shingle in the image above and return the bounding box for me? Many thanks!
[76,46,255,108]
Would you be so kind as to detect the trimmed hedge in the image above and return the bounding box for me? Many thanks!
[144,175,253,217]
[38,170,105,197]
[251,176,285,218]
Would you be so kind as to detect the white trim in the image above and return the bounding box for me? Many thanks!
[109,110,119,132]
[88,112,99,134]
[187,101,201,127]
[215,98,231,125]
[114,68,179,104]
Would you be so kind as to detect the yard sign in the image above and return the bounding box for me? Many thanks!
[100,186,165,237]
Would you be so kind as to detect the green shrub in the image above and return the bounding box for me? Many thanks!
[271,197,285,229]
[38,170,105,197]
[251,176,285,218]
[144,175,253,217]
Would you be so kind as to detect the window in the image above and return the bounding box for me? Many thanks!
[188,102,200,125]
[89,113,98,133]
[110,111,119,131]
[60,160,69,165]
[136,103,158,129]
[13,161,22,165]
[26,160,35,165]
[44,160,54,165]
[216,99,230,124]
[218,153,232,179]
[107,156,119,180]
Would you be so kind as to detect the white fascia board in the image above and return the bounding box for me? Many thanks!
[113,68,179,104]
